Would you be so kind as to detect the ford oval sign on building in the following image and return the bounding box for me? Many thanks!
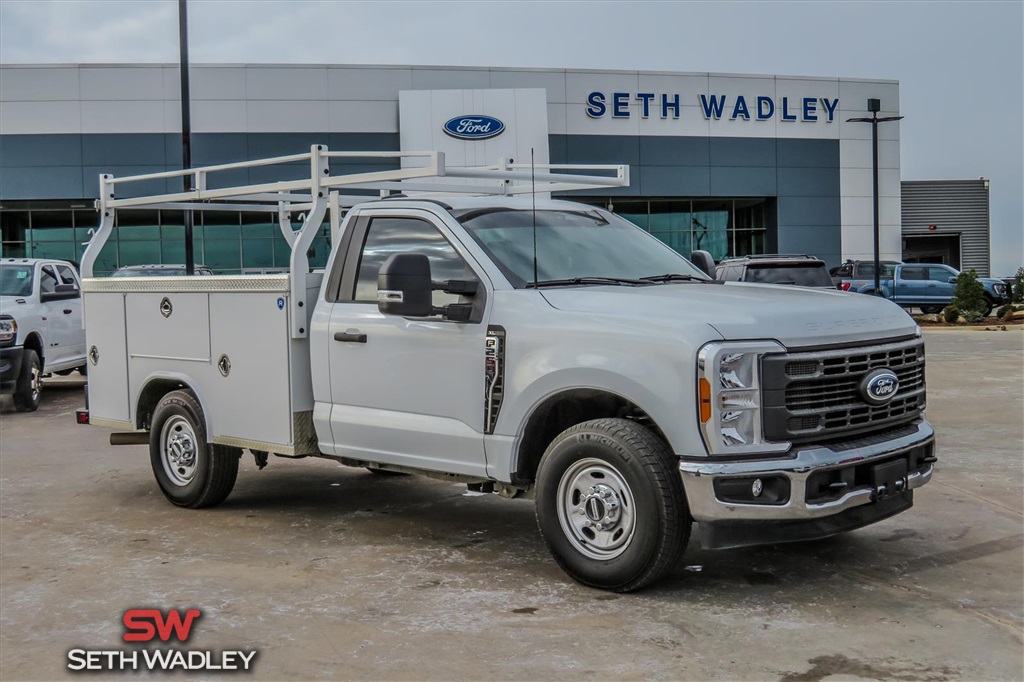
[443,115,505,140]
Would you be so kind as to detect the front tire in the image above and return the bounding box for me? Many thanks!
[535,418,691,592]
[920,305,944,315]
[149,390,239,508]
[12,349,41,412]
[982,295,994,318]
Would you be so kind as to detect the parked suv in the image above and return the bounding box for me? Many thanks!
[717,255,837,289]
[0,258,86,411]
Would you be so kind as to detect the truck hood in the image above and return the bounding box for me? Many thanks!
[540,282,918,348]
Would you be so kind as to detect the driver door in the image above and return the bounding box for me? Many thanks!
[325,210,491,478]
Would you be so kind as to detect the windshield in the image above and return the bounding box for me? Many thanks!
[0,265,34,296]
[746,263,834,287]
[458,208,707,287]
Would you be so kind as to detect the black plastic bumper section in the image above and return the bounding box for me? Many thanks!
[0,345,24,394]
[699,491,913,550]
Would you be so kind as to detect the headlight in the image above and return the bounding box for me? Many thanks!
[697,341,790,455]
[0,318,17,342]
[994,283,1006,296]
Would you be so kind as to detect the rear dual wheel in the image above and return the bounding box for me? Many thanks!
[535,418,691,592]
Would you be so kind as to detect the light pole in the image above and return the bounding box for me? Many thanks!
[847,98,903,296]
[178,0,194,275]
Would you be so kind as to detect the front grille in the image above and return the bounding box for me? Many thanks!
[762,338,926,444]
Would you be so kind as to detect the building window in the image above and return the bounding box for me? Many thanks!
[0,202,326,275]
[577,197,770,261]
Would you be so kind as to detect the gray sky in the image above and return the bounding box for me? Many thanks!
[2,0,1021,275]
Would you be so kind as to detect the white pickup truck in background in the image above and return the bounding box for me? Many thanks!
[78,147,936,592]
[1,258,87,411]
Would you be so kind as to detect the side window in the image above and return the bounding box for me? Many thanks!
[901,266,928,281]
[55,265,79,287]
[928,266,955,282]
[353,217,477,306]
[39,266,59,294]
[721,266,741,281]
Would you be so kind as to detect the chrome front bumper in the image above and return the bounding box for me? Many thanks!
[679,420,935,524]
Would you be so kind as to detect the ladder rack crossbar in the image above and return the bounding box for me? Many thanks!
[82,145,631,342]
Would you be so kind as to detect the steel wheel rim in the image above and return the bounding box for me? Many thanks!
[556,457,636,560]
[30,364,40,403]
[160,415,198,487]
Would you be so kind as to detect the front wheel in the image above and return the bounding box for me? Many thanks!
[12,349,41,412]
[920,305,944,315]
[535,418,691,592]
[149,390,240,508]
[982,295,994,318]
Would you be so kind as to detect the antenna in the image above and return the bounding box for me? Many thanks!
[531,147,538,288]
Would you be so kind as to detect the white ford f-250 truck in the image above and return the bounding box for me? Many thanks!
[79,147,935,592]
[1,257,87,411]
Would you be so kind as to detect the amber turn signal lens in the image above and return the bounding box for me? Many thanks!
[698,378,712,423]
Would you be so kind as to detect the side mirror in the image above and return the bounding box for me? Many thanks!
[377,253,434,317]
[40,283,80,302]
[690,250,717,279]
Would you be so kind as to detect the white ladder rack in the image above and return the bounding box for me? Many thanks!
[81,145,630,338]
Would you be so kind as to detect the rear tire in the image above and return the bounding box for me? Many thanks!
[535,418,690,592]
[12,349,41,412]
[149,390,239,508]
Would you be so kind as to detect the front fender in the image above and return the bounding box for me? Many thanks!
[497,355,709,462]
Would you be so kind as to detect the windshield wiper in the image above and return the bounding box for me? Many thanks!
[525,276,646,288]
[639,273,710,283]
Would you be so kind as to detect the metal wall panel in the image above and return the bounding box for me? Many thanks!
[901,180,991,276]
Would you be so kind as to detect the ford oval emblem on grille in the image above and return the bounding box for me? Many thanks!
[443,115,505,140]
[860,369,899,405]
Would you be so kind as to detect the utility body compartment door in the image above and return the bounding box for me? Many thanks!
[324,209,490,478]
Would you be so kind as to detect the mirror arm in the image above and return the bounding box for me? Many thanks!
[433,279,478,296]
[435,303,473,322]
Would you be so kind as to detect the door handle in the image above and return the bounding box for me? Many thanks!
[63,309,73,314]
[334,331,367,343]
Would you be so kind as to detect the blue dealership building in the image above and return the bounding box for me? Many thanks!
[0,63,907,274]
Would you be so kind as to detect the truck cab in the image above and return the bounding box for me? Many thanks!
[0,258,86,411]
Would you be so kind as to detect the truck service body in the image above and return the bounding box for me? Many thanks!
[79,147,936,591]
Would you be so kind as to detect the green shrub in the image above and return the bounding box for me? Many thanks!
[951,269,986,316]
[943,305,960,324]
[1013,267,1024,304]
[962,309,985,324]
